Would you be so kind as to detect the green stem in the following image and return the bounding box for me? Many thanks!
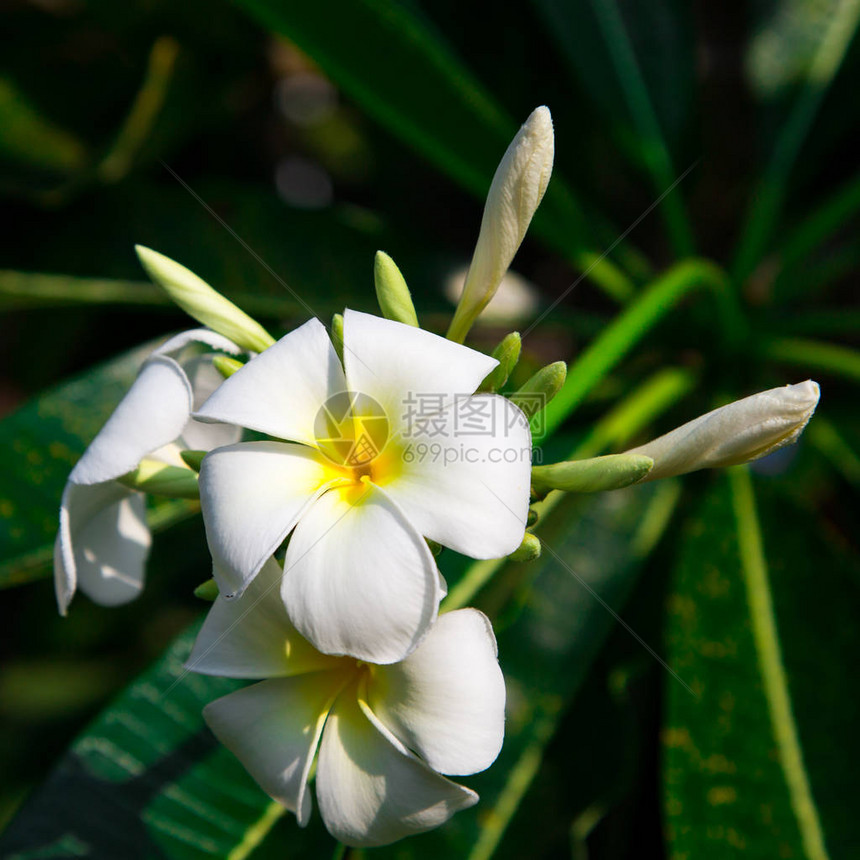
[589,0,695,257]
[538,259,737,444]
[732,0,860,282]
[761,336,860,384]
[98,36,180,183]
[728,467,830,860]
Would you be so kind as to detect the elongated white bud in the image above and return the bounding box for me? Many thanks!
[626,380,820,481]
[447,107,554,342]
[136,246,275,353]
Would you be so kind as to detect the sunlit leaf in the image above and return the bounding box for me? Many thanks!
[0,623,337,858]
[663,470,860,857]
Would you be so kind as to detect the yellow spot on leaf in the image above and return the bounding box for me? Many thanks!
[707,785,737,805]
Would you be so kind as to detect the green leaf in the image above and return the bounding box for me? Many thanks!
[0,342,196,588]
[533,0,695,144]
[732,0,860,282]
[761,336,860,385]
[663,470,859,857]
[533,0,696,256]
[231,0,634,302]
[539,258,737,443]
[0,77,86,174]
[0,622,337,858]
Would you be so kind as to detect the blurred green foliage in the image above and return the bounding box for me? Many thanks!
[0,0,858,857]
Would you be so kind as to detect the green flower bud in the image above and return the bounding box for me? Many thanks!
[531,453,654,498]
[374,251,419,327]
[331,313,345,363]
[135,246,275,353]
[509,361,567,420]
[118,458,200,499]
[479,332,522,392]
[194,578,220,602]
[508,532,541,562]
[212,356,244,379]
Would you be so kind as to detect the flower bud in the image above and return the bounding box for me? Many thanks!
[331,312,345,363]
[135,246,275,353]
[479,331,522,392]
[118,458,200,499]
[194,578,219,602]
[509,532,541,562]
[531,453,654,498]
[212,355,244,379]
[447,107,554,342]
[626,380,820,481]
[374,251,419,327]
[509,361,567,420]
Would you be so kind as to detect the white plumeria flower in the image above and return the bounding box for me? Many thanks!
[55,330,243,614]
[188,557,506,848]
[194,310,531,664]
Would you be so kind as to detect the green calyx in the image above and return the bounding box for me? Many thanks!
[531,453,654,499]
[479,332,522,392]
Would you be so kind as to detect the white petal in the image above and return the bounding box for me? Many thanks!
[187,557,344,678]
[198,441,331,598]
[384,394,531,557]
[152,327,243,359]
[70,357,193,485]
[317,687,477,847]
[282,483,441,664]
[342,310,497,435]
[368,609,505,775]
[194,318,345,446]
[204,673,346,827]
[176,355,243,452]
[55,481,150,613]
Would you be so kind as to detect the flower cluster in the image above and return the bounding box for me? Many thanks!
[54,106,820,847]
